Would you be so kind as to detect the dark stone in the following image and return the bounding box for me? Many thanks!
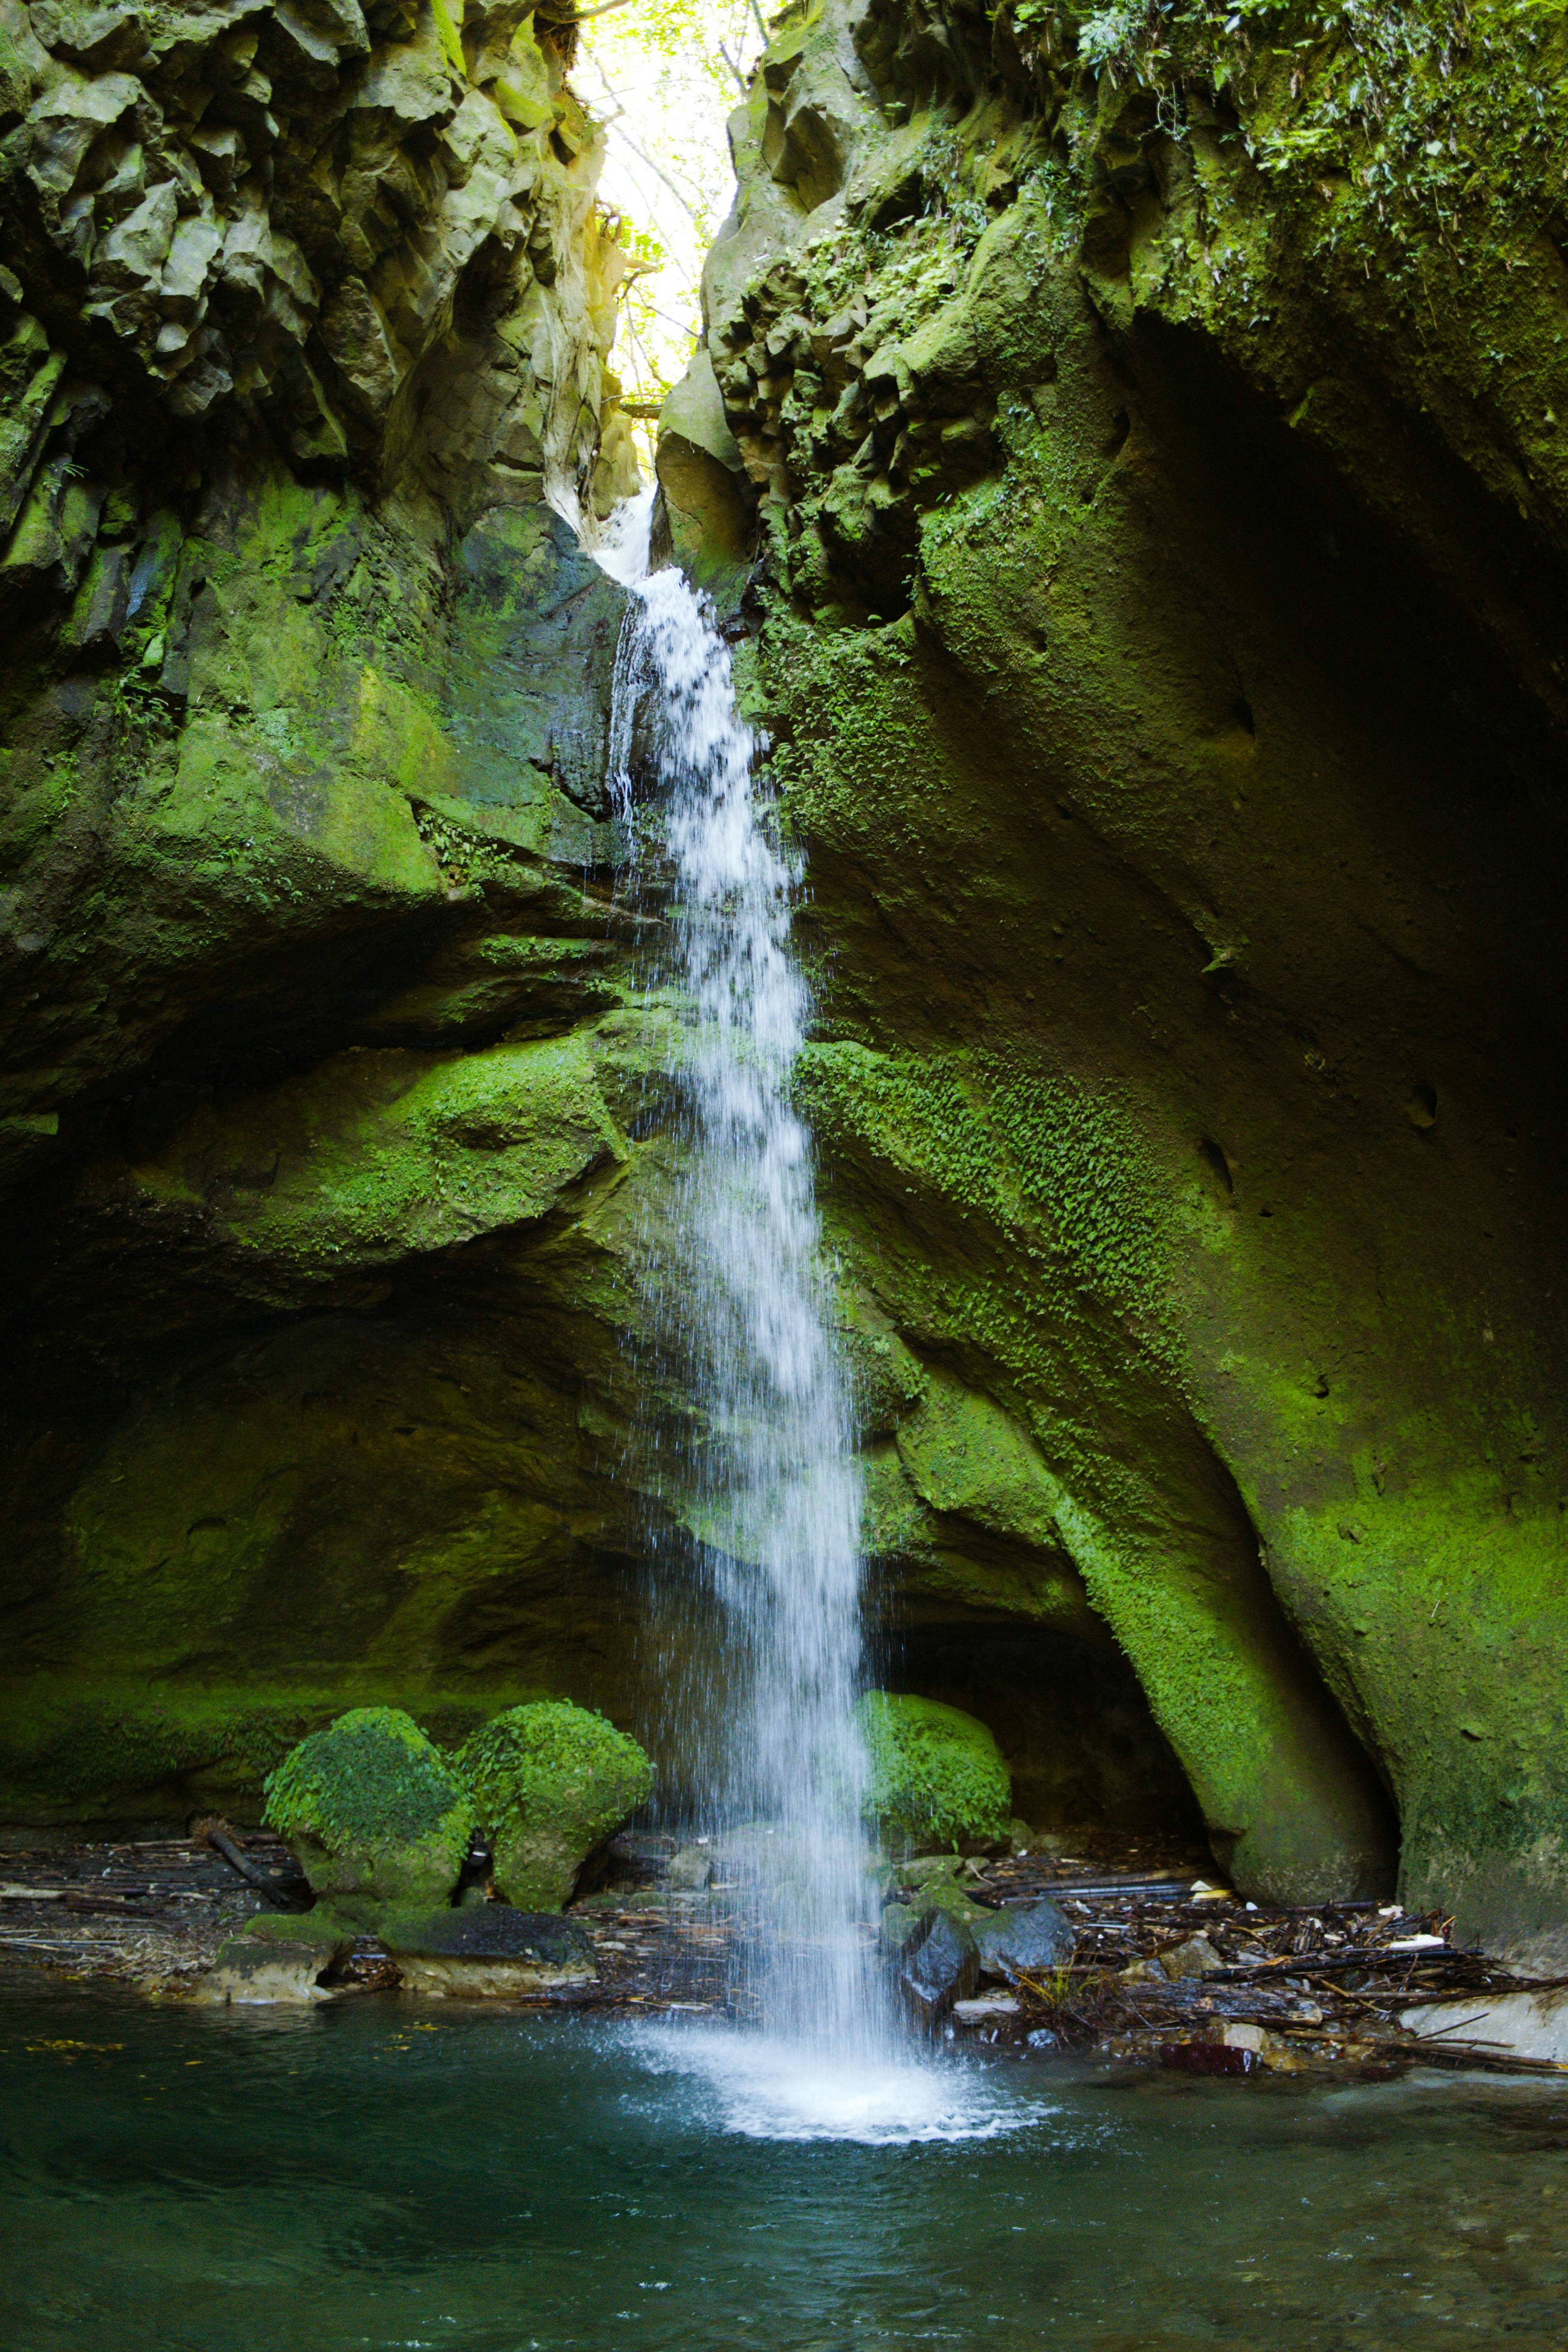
[377,1907,596,1967]
[1160,2041,1258,2077]
[897,1907,979,2028]
[878,1899,926,1959]
[977,1899,1075,1984]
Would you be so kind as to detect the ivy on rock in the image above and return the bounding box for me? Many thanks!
[262,1707,475,1909]
[856,1692,1013,1853]
[459,1702,655,1911]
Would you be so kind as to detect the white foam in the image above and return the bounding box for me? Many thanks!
[621,2022,1042,2146]
[589,484,656,586]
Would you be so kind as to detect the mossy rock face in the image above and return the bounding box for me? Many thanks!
[263,1708,474,1908]
[650,0,1568,1953]
[458,1701,654,1910]
[857,1693,1011,1854]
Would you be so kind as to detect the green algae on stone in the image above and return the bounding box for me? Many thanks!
[458,1700,654,1910]
[263,1707,474,1907]
[857,1692,1012,1852]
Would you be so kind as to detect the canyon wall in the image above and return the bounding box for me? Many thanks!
[6,0,1567,1970]
[0,0,661,1817]
[0,0,1193,1851]
[661,0,1568,1957]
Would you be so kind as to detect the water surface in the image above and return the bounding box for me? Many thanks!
[4,1980,1566,2349]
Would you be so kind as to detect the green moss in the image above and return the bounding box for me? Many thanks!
[263,1707,473,1905]
[458,1700,653,1909]
[856,1691,1012,1851]
[797,1042,1170,1331]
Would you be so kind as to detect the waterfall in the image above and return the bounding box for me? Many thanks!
[596,493,882,2060]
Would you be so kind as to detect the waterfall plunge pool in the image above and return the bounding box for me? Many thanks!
[5,1978,1567,2350]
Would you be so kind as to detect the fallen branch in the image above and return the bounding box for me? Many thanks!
[1364,2034,1568,2078]
[1211,1947,1461,1981]
[198,1826,296,1909]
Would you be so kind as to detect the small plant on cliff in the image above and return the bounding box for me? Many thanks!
[263,1706,474,1909]
[458,1701,654,1911]
[856,1692,1012,1852]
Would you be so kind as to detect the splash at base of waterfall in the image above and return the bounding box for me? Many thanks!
[593,488,891,2067]
[621,2020,1031,2145]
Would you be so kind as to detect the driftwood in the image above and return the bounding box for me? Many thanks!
[200,1826,294,1908]
[993,1876,1196,1906]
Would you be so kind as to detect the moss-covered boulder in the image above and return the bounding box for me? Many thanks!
[857,1693,1011,1853]
[458,1701,653,1910]
[263,1708,473,1908]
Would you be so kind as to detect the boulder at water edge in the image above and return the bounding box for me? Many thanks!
[977,1900,1075,1986]
[898,1908,981,2029]
[263,1708,474,1909]
[856,1693,1012,1853]
[375,1906,599,1999]
[458,1701,654,1910]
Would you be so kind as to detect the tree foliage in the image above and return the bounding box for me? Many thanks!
[581,0,767,433]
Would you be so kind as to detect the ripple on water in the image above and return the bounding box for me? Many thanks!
[617,2019,1048,2145]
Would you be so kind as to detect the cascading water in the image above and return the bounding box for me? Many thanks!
[584,493,1018,2140]
[596,491,886,2071]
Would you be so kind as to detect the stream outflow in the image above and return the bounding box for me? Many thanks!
[597,494,889,2087]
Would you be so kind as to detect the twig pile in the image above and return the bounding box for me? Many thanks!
[958,1842,1567,2076]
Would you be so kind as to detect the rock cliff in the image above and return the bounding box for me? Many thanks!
[0,0,664,1818]
[8,0,1568,1972]
[663,0,1568,1958]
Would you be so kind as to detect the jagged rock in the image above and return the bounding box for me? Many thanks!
[976,1900,1074,1986]
[898,1907,980,2028]
[648,0,1568,1953]
[193,1929,346,2004]
[9,0,1568,2002]
[0,0,663,1834]
[1156,1938,1225,1984]
[319,272,401,417]
[1124,1936,1223,1987]
[656,346,752,592]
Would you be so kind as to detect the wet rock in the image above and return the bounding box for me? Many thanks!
[897,1907,979,2029]
[656,347,752,597]
[1157,2023,1308,2075]
[878,1900,925,1958]
[900,1853,967,1887]
[952,1994,1020,2025]
[0,1,644,1837]
[976,1899,1074,1984]
[667,1845,713,1891]
[907,1872,992,1941]
[1223,2025,1310,2073]
[1134,1935,1225,1984]
[1160,2040,1257,2077]
[374,1904,597,2000]
[193,1930,345,2006]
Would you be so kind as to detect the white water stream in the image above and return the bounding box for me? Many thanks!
[595,492,893,2083]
